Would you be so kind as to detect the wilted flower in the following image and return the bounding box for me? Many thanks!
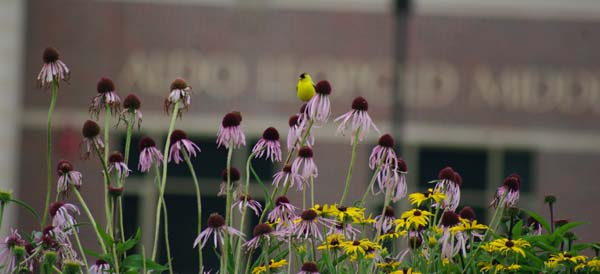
[137,137,163,173]
[168,129,201,164]
[49,202,80,233]
[244,223,275,251]
[108,151,131,177]
[89,260,110,274]
[0,229,25,273]
[292,146,318,179]
[89,77,121,118]
[490,174,521,208]
[433,167,462,211]
[56,160,82,193]
[217,112,246,149]
[252,127,282,162]
[334,96,379,145]
[232,193,263,216]
[121,93,143,128]
[272,164,305,191]
[306,80,332,123]
[218,167,241,197]
[81,120,104,159]
[193,213,244,248]
[164,77,191,117]
[37,46,70,88]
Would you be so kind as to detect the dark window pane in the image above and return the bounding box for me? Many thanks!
[418,147,487,191]
[503,151,534,193]
[122,194,140,241]
[249,139,275,182]
[161,194,225,273]
[166,136,228,180]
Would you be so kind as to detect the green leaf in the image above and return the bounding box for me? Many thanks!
[122,254,167,272]
[96,223,114,247]
[9,198,40,221]
[522,209,551,232]
[512,220,523,238]
[552,221,587,237]
[250,164,273,209]
[117,227,142,252]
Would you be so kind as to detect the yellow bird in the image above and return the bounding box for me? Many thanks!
[296,73,316,102]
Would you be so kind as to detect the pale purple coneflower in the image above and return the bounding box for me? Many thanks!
[108,151,131,178]
[374,206,396,234]
[369,134,398,170]
[89,77,121,118]
[292,146,318,180]
[287,114,314,150]
[305,80,332,123]
[272,164,305,191]
[244,223,275,251]
[232,193,263,216]
[329,222,360,240]
[81,120,104,159]
[137,137,163,173]
[56,160,82,194]
[0,229,25,273]
[373,158,408,202]
[433,167,462,211]
[120,93,143,128]
[490,174,521,208]
[334,96,379,145]
[89,259,110,274]
[193,213,245,249]
[252,127,282,162]
[439,211,467,258]
[164,78,192,117]
[218,167,241,197]
[267,196,297,227]
[526,216,542,235]
[217,112,246,149]
[291,209,334,240]
[49,202,80,233]
[168,129,201,164]
[37,46,70,88]
[298,262,320,274]
[392,159,408,202]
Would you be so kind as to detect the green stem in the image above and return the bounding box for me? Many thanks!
[151,164,173,274]
[360,162,383,207]
[118,112,135,245]
[182,149,203,273]
[0,203,5,231]
[72,225,89,272]
[103,108,112,234]
[310,177,315,207]
[223,146,234,273]
[151,100,180,261]
[72,187,107,253]
[161,201,173,274]
[234,153,256,274]
[43,80,58,227]
[339,129,361,205]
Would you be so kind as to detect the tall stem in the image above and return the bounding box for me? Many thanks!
[72,187,107,253]
[103,109,112,233]
[161,199,173,274]
[151,164,173,273]
[42,80,58,227]
[339,129,361,205]
[118,112,135,246]
[0,203,5,231]
[72,227,89,271]
[234,153,255,274]
[223,147,234,273]
[182,149,203,272]
[151,101,180,261]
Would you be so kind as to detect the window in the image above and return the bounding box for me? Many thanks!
[503,150,534,193]
[418,147,488,191]
[166,136,228,180]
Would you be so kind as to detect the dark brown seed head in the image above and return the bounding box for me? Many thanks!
[170,77,188,90]
[301,262,318,272]
[138,137,156,150]
[384,206,395,217]
[170,129,188,144]
[453,172,463,187]
[57,160,74,176]
[504,175,520,191]
[438,167,455,180]
[441,211,460,227]
[108,151,124,163]
[275,196,290,206]
[413,210,422,216]
[207,213,225,228]
[288,114,300,127]
[43,47,60,63]
[253,223,273,237]
[82,120,100,138]
[95,260,108,266]
[97,77,115,94]
[123,93,141,110]
[262,127,279,141]
[301,209,317,221]
[398,158,408,173]
[378,134,394,148]
[315,80,332,95]
[282,164,292,173]
[222,112,242,127]
[221,167,240,182]
[49,202,64,217]
[459,206,476,221]
[352,240,360,246]
[351,96,369,111]
[298,146,313,158]
[336,205,347,212]
[505,240,514,248]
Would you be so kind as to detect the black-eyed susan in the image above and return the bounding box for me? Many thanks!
[317,233,344,251]
[342,239,382,258]
[545,252,588,269]
[321,204,365,223]
[399,209,433,229]
[390,268,421,274]
[478,261,521,273]
[408,188,445,207]
[378,230,407,242]
[251,259,287,274]
[574,258,600,272]
[487,238,530,257]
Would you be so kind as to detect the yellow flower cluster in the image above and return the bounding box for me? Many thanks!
[478,262,521,273]
[545,252,588,269]
[251,259,287,274]
[482,238,530,257]
[408,188,445,207]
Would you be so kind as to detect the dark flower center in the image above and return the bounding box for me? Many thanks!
[459,206,476,221]
[351,96,369,111]
[298,146,313,158]
[337,206,347,212]
[441,211,460,227]
[282,164,292,173]
[222,112,242,127]
[108,151,124,163]
[170,129,188,144]
[238,194,252,202]
[262,127,279,141]
[384,206,395,217]
[49,202,64,217]
[253,223,273,236]
[42,225,55,236]
[138,137,156,150]
[57,160,74,175]
[275,196,290,206]
[413,210,422,216]
[504,176,520,191]
[97,77,115,94]
[221,167,240,182]
[123,93,141,110]
[301,262,318,272]
[170,77,188,90]
[453,172,463,187]
[330,239,340,246]
[301,209,317,221]
[82,120,100,138]
[352,240,360,246]
[505,240,514,248]
[207,213,225,228]
[378,134,395,148]
[288,115,300,127]
[398,158,408,172]
[315,80,332,95]
[438,167,455,180]
[43,47,60,63]
[95,260,108,266]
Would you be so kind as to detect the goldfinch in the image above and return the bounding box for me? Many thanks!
[296,73,316,102]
